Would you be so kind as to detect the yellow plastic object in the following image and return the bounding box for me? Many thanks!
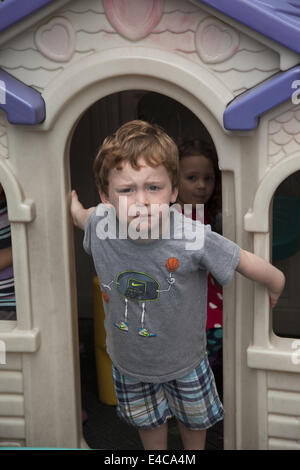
[93,276,117,405]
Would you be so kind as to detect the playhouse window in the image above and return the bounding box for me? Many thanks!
[0,185,16,321]
[272,170,300,338]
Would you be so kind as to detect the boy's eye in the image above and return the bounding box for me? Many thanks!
[119,188,132,193]
[149,185,160,191]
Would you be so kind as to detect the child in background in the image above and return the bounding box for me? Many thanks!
[177,140,223,383]
[0,184,16,320]
[177,139,221,231]
[70,120,285,450]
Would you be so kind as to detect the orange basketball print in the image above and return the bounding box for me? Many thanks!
[166,257,179,272]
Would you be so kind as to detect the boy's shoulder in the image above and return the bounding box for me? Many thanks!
[86,203,113,225]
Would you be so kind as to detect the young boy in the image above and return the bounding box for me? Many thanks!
[71,120,285,450]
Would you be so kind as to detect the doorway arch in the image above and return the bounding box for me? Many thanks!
[41,47,234,134]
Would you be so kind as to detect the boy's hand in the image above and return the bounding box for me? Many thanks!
[70,190,95,230]
[236,249,285,308]
[269,281,285,308]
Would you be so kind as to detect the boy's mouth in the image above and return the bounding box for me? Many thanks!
[133,210,151,218]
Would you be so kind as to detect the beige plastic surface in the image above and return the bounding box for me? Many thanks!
[0,0,299,449]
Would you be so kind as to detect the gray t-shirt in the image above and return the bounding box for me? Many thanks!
[84,204,240,383]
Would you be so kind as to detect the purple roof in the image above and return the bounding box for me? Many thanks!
[0,0,55,33]
[0,69,45,125]
[197,0,300,54]
[224,66,300,130]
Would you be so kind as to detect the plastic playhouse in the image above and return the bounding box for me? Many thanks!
[0,0,300,449]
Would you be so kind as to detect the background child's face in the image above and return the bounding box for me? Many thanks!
[178,155,215,206]
[100,157,178,235]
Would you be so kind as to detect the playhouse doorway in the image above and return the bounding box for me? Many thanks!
[69,89,223,449]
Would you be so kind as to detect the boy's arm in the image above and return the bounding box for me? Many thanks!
[70,190,95,230]
[236,249,285,307]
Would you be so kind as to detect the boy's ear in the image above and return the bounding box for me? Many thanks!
[171,187,179,204]
[99,190,109,204]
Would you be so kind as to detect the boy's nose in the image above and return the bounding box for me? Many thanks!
[135,190,149,205]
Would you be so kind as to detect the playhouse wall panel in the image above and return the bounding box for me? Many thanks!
[0,417,25,439]
[0,353,22,372]
[0,394,24,417]
[0,440,24,447]
[268,390,300,416]
[267,371,300,392]
[0,0,281,97]
[268,104,300,166]
[269,438,300,450]
[268,414,300,441]
[0,371,23,394]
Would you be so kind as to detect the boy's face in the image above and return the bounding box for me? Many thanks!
[99,157,178,237]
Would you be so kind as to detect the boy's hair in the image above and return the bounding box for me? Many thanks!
[94,120,179,196]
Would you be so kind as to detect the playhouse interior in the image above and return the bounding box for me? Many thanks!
[70,89,224,448]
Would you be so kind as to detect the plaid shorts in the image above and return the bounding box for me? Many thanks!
[112,355,224,430]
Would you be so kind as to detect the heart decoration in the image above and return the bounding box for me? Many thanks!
[195,17,239,64]
[104,0,163,41]
[35,17,75,62]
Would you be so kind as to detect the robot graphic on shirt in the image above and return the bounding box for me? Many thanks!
[100,257,179,337]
